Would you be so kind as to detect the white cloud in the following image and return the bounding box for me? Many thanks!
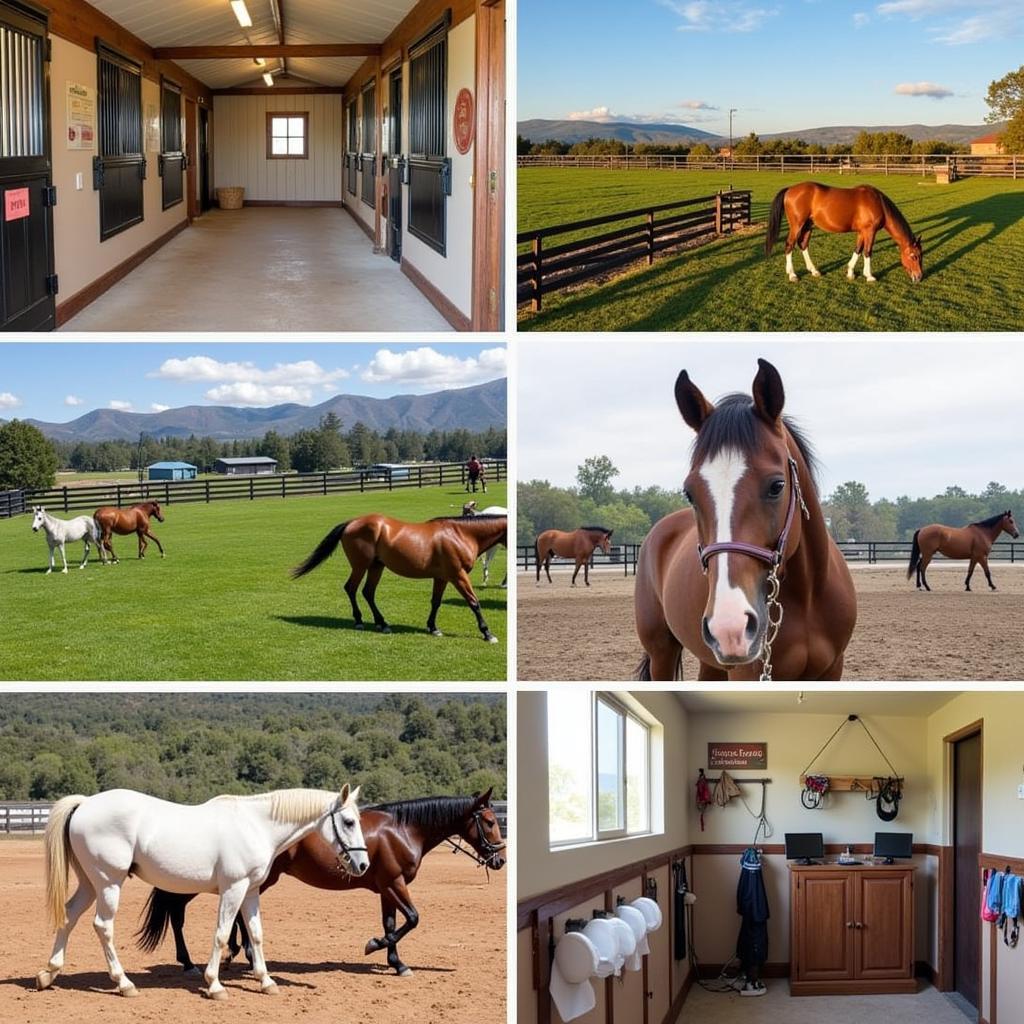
[109,400,133,411]
[876,1,1020,46]
[0,392,20,409]
[662,0,778,33]
[568,106,614,122]
[678,99,718,110]
[361,347,507,388]
[853,11,870,27]
[151,403,171,412]
[894,80,953,98]
[64,394,83,406]
[204,383,317,406]
[565,104,721,126]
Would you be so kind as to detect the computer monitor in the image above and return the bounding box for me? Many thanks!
[785,832,824,865]
[874,832,913,864]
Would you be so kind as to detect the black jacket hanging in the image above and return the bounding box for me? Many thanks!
[736,848,769,970]
[673,860,689,960]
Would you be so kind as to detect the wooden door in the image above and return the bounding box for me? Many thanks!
[953,730,982,1008]
[184,97,197,220]
[794,872,855,981]
[856,872,912,979]
[471,0,505,330]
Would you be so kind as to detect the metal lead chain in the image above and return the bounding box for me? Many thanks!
[759,564,784,682]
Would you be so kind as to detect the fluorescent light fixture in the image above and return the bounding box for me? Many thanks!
[230,1,253,28]
[253,57,266,67]
[262,71,274,87]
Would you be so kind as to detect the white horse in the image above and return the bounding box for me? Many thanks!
[463,501,508,587]
[31,506,105,574]
[37,785,368,1000]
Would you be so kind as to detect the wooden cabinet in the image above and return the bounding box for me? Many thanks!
[789,865,915,995]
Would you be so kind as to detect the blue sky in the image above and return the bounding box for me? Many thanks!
[0,343,506,423]
[518,1,1022,134]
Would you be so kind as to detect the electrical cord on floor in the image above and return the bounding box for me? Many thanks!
[684,901,745,993]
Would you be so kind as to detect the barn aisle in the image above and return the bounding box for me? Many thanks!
[60,208,451,333]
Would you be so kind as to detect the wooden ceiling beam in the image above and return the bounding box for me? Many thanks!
[153,44,381,59]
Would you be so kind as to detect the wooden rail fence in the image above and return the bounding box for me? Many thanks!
[517,190,751,310]
[518,152,1023,178]
[0,802,51,833]
[0,460,507,519]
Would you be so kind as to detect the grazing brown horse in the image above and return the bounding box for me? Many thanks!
[765,181,923,284]
[137,791,506,978]
[634,359,857,681]
[908,511,1019,592]
[293,514,507,642]
[93,500,165,562]
[535,526,613,587]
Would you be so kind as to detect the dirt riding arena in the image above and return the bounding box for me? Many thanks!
[518,565,1024,680]
[0,841,505,1024]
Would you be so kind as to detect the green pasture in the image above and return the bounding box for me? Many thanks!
[0,483,507,682]
[517,168,1024,331]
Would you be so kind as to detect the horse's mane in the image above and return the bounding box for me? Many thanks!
[877,190,915,243]
[369,794,478,829]
[211,788,340,824]
[579,525,612,535]
[972,510,1012,528]
[691,393,820,490]
[430,513,506,522]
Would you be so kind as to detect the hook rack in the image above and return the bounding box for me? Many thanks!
[702,776,772,785]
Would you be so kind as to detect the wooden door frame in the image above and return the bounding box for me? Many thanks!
[943,719,984,1011]
[185,97,198,221]
[471,0,505,331]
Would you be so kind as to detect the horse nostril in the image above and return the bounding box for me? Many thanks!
[701,616,715,649]
[745,611,759,639]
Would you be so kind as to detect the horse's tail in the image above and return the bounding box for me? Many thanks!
[764,187,787,256]
[136,888,181,953]
[534,538,542,582]
[292,521,350,578]
[907,529,922,580]
[44,794,87,931]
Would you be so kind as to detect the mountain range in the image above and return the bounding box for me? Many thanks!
[518,119,1001,147]
[18,379,507,443]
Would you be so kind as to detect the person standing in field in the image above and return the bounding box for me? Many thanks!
[466,455,487,494]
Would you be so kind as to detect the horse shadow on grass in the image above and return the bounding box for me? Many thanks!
[911,192,1022,277]
[274,615,425,635]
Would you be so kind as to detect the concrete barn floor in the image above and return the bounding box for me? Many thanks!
[680,981,974,1024]
[61,207,452,332]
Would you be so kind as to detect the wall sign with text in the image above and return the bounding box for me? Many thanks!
[708,742,767,770]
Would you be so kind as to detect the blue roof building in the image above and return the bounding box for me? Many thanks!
[147,461,198,481]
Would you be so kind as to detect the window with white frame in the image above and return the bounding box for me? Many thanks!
[548,691,654,847]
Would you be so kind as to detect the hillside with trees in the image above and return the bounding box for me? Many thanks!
[0,693,506,805]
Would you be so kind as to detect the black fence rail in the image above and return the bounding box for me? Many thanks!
[0,461,507,519]
[517,543,641,576]
[517,190,751,311]
[0,802,51,833]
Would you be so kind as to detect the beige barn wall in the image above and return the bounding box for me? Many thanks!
[50,35,187,303]
[517,690,691,900]
[212,94,343,202]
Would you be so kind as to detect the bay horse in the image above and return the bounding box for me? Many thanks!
[36,785,367,1000]
[634,359,857,681]
[908,510,1019,591]
[137,790,506,978]
[293,513,507,642]
[93,500,165,562]
[31,506,106,573]
[765,181,923,284]
[535,526,613,586]
[463,500,508,587]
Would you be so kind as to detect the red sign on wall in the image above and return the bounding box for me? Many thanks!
[708,742,767,770]
[453,87,474,155]
[4,188,30,222]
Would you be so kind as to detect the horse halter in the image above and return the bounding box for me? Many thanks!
[329,808,368,873]
[443,807,506,878]
[696,456,810,682]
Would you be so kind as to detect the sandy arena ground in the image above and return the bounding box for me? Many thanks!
[517,564,1024,681]
[0,840,506,1024]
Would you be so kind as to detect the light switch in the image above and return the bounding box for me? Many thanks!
[75,172,84,190]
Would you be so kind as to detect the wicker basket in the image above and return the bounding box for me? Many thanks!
[217,186,245,210]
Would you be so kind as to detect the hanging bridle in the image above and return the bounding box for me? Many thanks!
[443,807,507,880]
[696,456,809,682]
[329,807,369,874]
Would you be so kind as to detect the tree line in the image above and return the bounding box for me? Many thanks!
[519,456,1022,546]
[0,693,506,806]
[0,416,506,490]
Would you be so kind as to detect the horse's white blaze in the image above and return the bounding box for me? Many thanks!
[699,449,758,658]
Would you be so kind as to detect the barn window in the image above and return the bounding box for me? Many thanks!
[345,97,358,196]
[407,16,449,255]
[266,112,308,159]
[96,42,144,240]
[360,80,376,208]
[159,78,184,210]
[0,10,46,159]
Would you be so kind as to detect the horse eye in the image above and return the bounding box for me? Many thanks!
[342,816,355,828]
[768,479,786,498]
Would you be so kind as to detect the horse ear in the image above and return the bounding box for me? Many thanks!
[349,785,361,805]
[606,529,614,538]
[339,783,350,804]
[474,787,494,807]
[675,370,714,432]
[752,358,786,428]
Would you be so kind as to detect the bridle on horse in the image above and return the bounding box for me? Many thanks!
[696,455,809,682]
[443,807,506,880]
[329,808,369,873]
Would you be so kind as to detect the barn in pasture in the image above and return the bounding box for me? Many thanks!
[0,0,506,334]
[213,456,278,476]
[970,132,1005,155]
[147,461,197,481]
